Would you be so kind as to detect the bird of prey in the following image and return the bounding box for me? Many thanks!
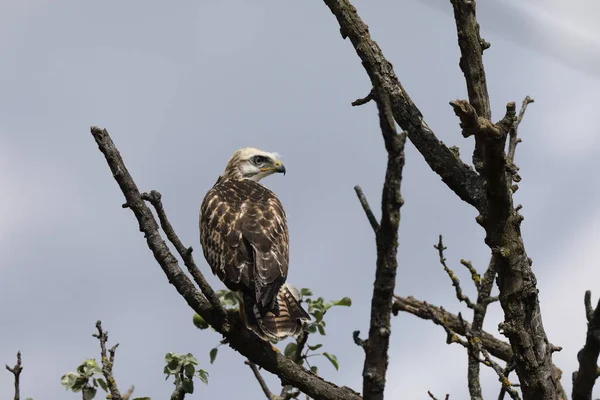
[199,147,310,342]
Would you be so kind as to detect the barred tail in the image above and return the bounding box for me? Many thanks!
[241,284,310,342]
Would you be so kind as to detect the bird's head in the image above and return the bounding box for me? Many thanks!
[222,147,286,182]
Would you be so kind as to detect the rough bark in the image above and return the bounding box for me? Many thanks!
[572,290,600,400]
[359,91,406,400]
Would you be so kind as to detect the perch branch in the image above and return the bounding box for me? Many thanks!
[141,190,227,329]
[5,351,23,400]
[90,127,360,400]
[360,89,406,400]
[572,290,600,400]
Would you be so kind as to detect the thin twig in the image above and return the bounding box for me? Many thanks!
[427,391,449,400]
[93,321,122,400]
[354,186,380,233]
[507,96,534,163]
[246,361,276,399]
[458,314,521,400]
[435,235,475,309]
[351,90,374,106]
[141,190,228,330]
[5,352,23,400]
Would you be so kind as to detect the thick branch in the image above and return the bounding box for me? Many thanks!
[572,290,600,400]
[5,352,23,400]
[322,0,485,209]
[90,127,360,400]
[361,90,406,400]
[450,0,491,172]
[450,97,558,399]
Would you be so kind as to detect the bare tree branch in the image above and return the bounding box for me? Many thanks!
[246,360,277,400]
[507,96,534,164]
[393,295,567,399]
[360,89,406,400]
[322,0,485,209]
[93,321,123,400]
[427,391,450,400]
[450,0,491,172]
[5,351,23,400]
[354,185,380,233]
[140,190,228,330]
[572,290,600,400]
[435,235,475,309]
[90,127,360,400]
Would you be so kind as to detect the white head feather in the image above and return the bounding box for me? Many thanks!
[222,147,285,182]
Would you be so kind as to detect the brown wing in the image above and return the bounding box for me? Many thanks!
[199,179,289,312]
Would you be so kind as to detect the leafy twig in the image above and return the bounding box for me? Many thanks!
[5,351,23,400]
[93,321,122,400]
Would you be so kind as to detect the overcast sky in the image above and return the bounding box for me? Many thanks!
[1,0,599,399]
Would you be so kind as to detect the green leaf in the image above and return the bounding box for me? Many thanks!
[182,377,194,394]
[209,347,218,364]
[184,363,195,378]
[312,310,324,323]
[192,313,209,330]
[132,398,152,400]
[322,352,339,370]
[307,344,322,351]
[317,324,326,336]
[71,377,89,392]
[305,324,317,334]
[96,378,108,392]
[310,365,318,374]
[183,353,199,365]
[300,288,313,297]
[60,372,79,390]
[284,342,297,358]
[333,297,352,307]
[197,369,209,385]
[166,358,181,374]
[82,386,97,400]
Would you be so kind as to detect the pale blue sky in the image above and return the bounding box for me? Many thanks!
[1,0,599,399]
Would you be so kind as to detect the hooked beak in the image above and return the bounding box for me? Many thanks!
[274,160,286,175]
[260,160,286,175]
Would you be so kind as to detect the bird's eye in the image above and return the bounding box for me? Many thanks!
[253,155,267,165]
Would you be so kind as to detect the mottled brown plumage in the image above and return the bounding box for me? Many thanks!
[199,148,310,341]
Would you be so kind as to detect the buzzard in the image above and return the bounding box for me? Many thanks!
[199,147,310,341]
